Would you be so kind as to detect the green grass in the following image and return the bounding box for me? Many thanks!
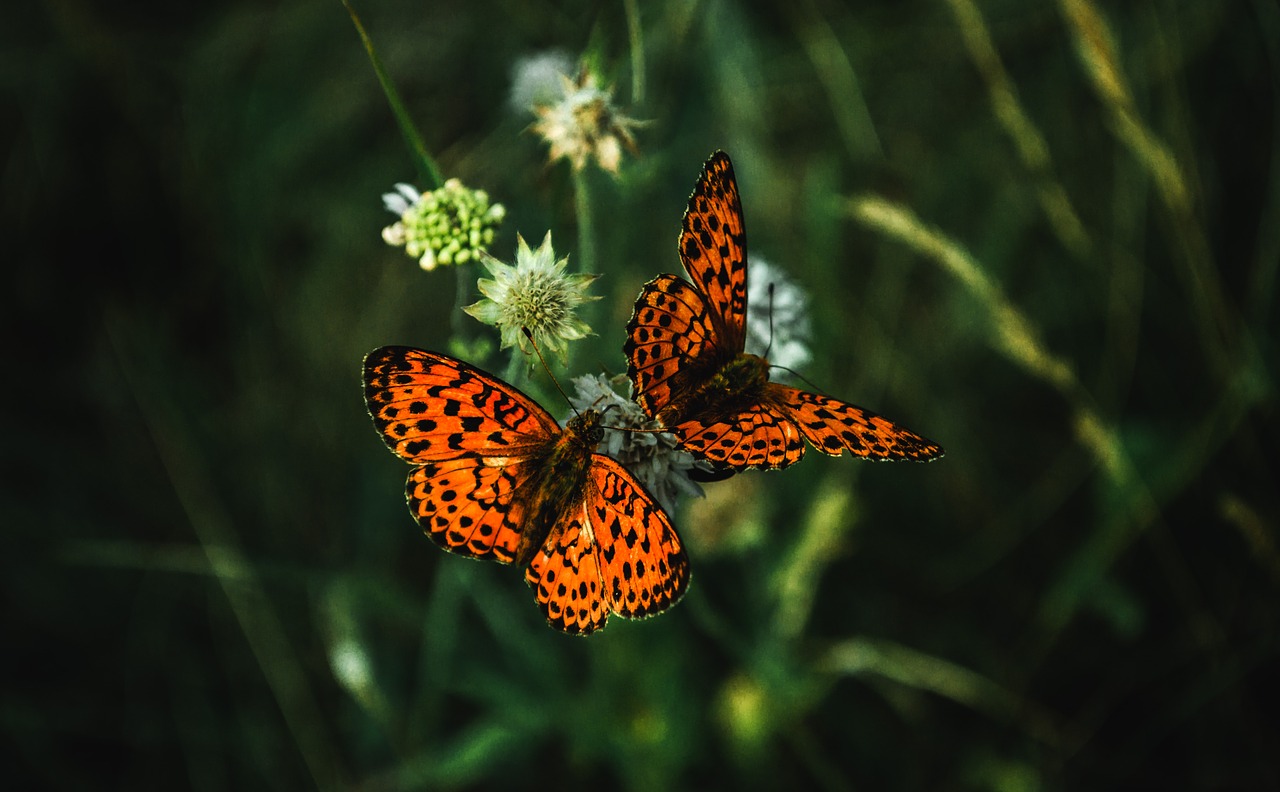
[6,0,1278,788]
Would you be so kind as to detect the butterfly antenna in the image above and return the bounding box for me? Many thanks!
[596,393,669,435]
[521,327,580,419]
[769,363,826,395]
[596,402,669,435]
[763,282,776,359]
[520,330,663,435]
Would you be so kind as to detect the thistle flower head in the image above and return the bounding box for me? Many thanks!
[530,66,641,175]
[566,374,704,513]
[381,178,506,271]
[745,257,813,376]
[463,232,599,360]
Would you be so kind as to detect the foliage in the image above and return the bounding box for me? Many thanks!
[5,0,1278,789]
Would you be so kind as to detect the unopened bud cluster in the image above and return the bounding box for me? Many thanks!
[382,179,506,271]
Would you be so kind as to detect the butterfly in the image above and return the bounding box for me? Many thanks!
[623,151,944,471]
[363,346,690,635]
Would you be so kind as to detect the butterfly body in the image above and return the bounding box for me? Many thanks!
[505,410,603,566]
[625,152,944,471]
[656,350,769,426]
[364,346,689,634]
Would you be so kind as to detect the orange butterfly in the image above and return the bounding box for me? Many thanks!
[624,152,944,471]
[363,346,690,634]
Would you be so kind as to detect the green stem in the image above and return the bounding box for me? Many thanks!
[342,0,444,189]
[573,167,596,275]
[451,264,470,341]
[624,0,645,104]
[572,168,601,361]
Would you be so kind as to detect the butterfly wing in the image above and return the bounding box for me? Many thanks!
[364,346,558,462]
[768,384,945,461]
[625,152,747,426]
[524,512,610,634]
[624,273,728,420]
[364,346,560,563]
[625,151,758,436]
[588,455,690,619]
[404,459,525,563]
[668,403,807,471]
[680,151,748,352]
[524,455,690,634]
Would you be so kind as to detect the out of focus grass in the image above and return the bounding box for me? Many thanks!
[5,0,1278,789]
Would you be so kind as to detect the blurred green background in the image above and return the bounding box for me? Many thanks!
[6,0,1279,788]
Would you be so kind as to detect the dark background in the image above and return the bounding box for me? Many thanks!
[5,0,1279,789]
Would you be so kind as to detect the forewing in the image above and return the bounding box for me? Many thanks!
[770,384,945,461]
[671,403,806,471]
[680,151,747,351]
[587,456,690,620]
[624,274,723,418]
[364,346,559,565]
[363,346,557,463]
[407,458,527,564]
[524,513,610,635]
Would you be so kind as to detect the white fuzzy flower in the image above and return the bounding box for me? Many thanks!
[566,373,704,514]
[510,50,576,113]
[463,232,599,360]
[745,257,812,376]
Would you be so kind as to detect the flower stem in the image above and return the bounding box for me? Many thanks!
[571,168,602,357]
[342,0,444,189]
[451,264,470,341]
[573,167,596,276]
[624,0,646,104]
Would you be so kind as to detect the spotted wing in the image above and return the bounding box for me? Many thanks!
[524,512,610,634]
[363,346,558,462]
[406,458,525,563]
[668,402,807,471]
[523,456,690,634]
[364,346,558,564]
[587,456,690,619]
[624,274,728,419]
[680,151,748,351]
[769,384,945,461]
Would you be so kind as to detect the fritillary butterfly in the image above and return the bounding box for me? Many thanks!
[363,346,690,634]
[623,151,944,471]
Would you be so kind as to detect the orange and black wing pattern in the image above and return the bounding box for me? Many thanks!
[679,150,748,352]
[364,346,559,563]
[626,152,944,471]
[624,273,724,421]
[766,384,943,462]
[624,152,748,424]
[670,401,807,470]
[525,456,690,634]
[365,346,690,634]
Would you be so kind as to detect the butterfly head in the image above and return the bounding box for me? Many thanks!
[564,409,606,449]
